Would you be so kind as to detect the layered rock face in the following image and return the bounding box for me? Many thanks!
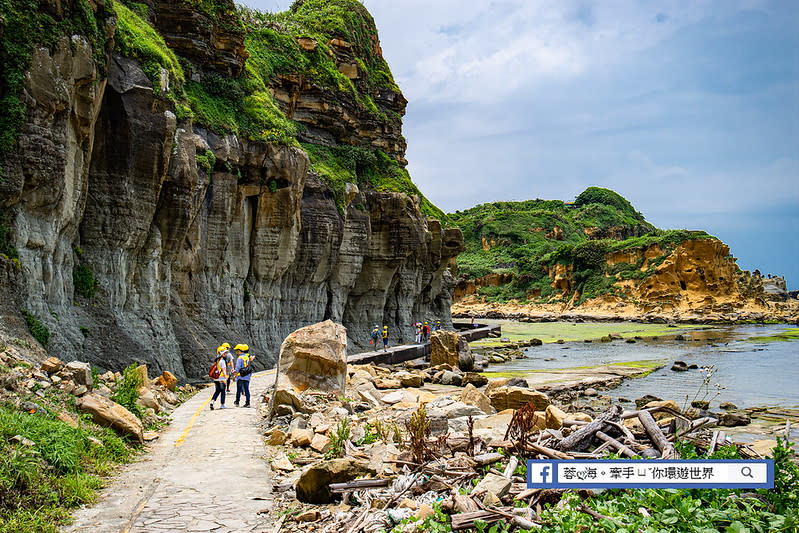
[0,1,462,380]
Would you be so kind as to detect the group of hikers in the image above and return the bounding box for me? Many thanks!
[208,343,254,410]
[369,320,441,351]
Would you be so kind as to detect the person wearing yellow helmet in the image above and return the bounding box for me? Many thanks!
[218,343,234,392]
[233,343,253,407]
[209,347,228,410]
[381,325,389,352]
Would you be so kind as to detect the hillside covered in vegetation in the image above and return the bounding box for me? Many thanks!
[449,187,716,305]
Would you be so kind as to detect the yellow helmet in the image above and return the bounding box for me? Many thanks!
[234,343,249,352]
[216,346,225,354]
[221,342,231,349]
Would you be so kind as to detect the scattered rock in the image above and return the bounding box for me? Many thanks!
[691,400,710,409]
[430,330,461,368]
[153,371,178,391]
[635,394,662,409]
[545,405,567,430]
[415,504,435,521]
[505,377,528,388]
[310,433,331,453]
[77,393,144,443]
[719,412,750,427]
[10,435,35,447]
[41,356,63,374]
[460,384,493,415]
[143,431,159,442]
[671,361,689,372]
[63,361,93,388]
[461,372,488,388]
[289,428,314,447]
[295,510,321,523]
[488,387,549,412]
[472,473,512,498]
[440,371,462,386]
[396,371,423,388]
[583,388,598,397]
[295,459,376,503]
[720,401,738,410]
[73,385,88,396]
[268,429,287,445]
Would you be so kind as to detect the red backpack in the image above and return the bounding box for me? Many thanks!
[209,358,221,380]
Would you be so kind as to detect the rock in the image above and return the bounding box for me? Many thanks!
[488,387,549,412]
[440,371,462,386]
[272,453,295,472]
[482,491,502,507]
[472,411,514,444]
[505,377,528,388]
[41,356,63,374]
[295,510,321,523]
[439,401,485,419]
[472,473,512,498]
[57,411,79,428]
[375,377,402,389]
[720,401,738,410]
[295,459,377,503]
[460,384,493,415]
[749,439,778,457]
[398,498,418,510]
[310,433,331,453]
[143,431,159,442]
[381,390,404,404]
[289,428,314,447]
[635,394,662,409]
[643,400,681,421]
[137,388,160,413]
[691,400,710,409]
[584,388,598,397]
[671,361,689,372]
[430,330,460,367]
[77,393,144,443]
[545,405,568,430]
[461,372,489,388]
[415,504,435,521]
[719,412,750,427]
[153,371,178,391]
[396,371,423,388]
[63,361,93,387]
[73,385,88,396]
[268,429,287,445]
[448,415,486,433]
[10,435,36,447]
[270,321,348,418]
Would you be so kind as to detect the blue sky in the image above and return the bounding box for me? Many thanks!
[243,1,799,287]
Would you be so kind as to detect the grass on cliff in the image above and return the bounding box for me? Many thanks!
[449,188,714,305]
[0,0,110,157]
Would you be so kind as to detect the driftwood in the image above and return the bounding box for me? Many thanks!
[556,404,623,452]
[526,441,572,459]
[596,431,636,458]
[503,456,519,478]
[637,410,677,459]
[473,452,504,465]
[329,479,391,493]
[450,510,504,530]
[708,430,726,454]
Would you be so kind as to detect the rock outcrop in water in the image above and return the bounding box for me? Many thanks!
[0,0,463,380]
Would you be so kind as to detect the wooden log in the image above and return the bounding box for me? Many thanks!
[503,456,519,479]
[473,452,504,465]
[562,419,590,426]
[329,479,391,492]
[451,510,503,530]
[637,410,676,459]
[527,442,572,460]
[556,404,623,452]
[708,430,726,454]
[596,431,636,458]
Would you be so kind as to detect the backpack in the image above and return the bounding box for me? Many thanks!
[371,329,380,340]
[238,356,253,377]
[209,358,222,380]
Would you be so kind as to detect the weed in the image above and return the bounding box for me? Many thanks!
[195,149,216,173]
[73,264,97,298]
[112,364,145,420]
[21,310,49,348]
[326,417,351,459]
[404,404,431,464]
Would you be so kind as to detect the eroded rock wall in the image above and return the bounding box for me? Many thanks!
[1,36,462,380]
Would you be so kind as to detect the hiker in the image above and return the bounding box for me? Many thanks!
[370,325,380,351]
[233,343,252,407]
[414,322,422,343]
[221,342,234,392]
[209,348,228,410]
[422,321,430,342]
[382,325,389,351]
[434,320,441,331]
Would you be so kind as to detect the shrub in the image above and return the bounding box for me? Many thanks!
[72,264,97,299]
[21,310,49,347]
[326,417,351,459]
[195,149,216,173]
[112,364,144,420]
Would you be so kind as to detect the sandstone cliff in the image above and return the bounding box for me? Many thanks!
[0,0,463,379]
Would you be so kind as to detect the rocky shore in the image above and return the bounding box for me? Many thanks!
[256,321,793,532]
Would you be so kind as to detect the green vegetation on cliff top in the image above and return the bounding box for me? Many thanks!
[449,187,713,304]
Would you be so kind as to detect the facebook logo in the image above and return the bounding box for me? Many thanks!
[528,462,556,487]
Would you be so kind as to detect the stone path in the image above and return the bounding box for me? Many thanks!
[64,372,276,533]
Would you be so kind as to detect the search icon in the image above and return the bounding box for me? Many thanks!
[741,466,754,478]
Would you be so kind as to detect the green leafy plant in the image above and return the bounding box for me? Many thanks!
[195,149,216,173]
[404,404,431,464]
[326,417,351,459]
[21,310,49,348]
[72,264,97,299]
[112,364,145,420]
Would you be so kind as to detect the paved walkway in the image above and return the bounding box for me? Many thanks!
[64,372,276,533]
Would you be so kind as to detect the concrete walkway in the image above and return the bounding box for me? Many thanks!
[64,372,276,533]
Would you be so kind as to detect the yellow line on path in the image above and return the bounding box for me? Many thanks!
[174,368,276,448]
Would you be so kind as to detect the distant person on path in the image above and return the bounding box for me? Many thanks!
[470,316,475,326]
[382,325,389,351]
[209,350,228,410]
[415,323,422,343]
[422,321,430,342]
[233,343,252,407]
[370,325,380,351]
[434,320,441,331]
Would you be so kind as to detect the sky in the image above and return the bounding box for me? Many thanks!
[244,0,799,288]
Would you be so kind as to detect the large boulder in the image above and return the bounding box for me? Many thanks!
[269,321,348,418]
[296,459,376,503]
[77,393,144,443]
[460,384,493,415]
[488,386,549,412]
[41,356,63,374]
[430,330,460,367]
[63,361,93,388]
